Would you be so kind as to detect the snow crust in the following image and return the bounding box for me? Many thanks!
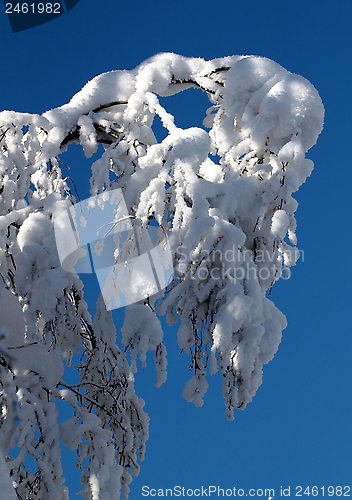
[0,450,17,500]
[0,53,323,499]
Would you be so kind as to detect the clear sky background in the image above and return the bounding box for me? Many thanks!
[1,0,351,498]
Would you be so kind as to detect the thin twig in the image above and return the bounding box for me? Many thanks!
[92,101,128,113]
[0,127,9,144]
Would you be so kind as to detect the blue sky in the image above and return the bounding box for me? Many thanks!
[1,0,351,498]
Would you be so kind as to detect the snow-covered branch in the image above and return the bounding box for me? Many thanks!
[0,53,323,499]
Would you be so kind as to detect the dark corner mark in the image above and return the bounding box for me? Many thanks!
[4,0,80,33]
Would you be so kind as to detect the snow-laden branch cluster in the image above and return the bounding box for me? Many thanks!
[0,53,323,499]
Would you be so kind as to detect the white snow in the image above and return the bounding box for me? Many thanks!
[0,287,26,347]
[0,451,17,500]
[0,52,324,499]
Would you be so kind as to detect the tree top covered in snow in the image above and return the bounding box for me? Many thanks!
[0,53,323,499]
